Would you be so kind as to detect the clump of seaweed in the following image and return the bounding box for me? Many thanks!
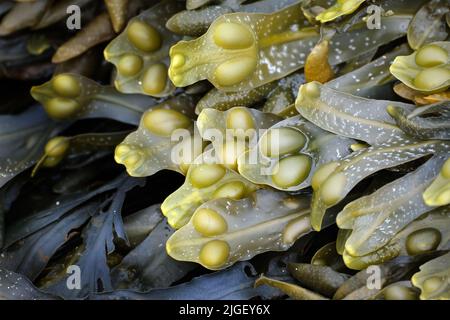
[0,0,448,301]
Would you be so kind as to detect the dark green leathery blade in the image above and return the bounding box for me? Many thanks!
[114,95,201,177]
[166,189,312,270]
[0,1,12,18]
[4,173,134,248]
[0,203,93,280]
[0,174,28,249]
[122,203,163,248]
[111,218,196,291]
[262,72,305,114]
[37,176,144,299]
[237,115,354,191]
[0,268,60,300]
[337,48,378,76]
[195,72,302,114]
[412,251,450,300]
[32,131,130,176]
[0,34,32,64]
[92,262,284,300]
[310,139,450,231]
[104,0,184,97]
[195,82,277,114]
[327,44,411,99]
[295,81,414,144]
[338,155,448,257]
[0,106,60,188]
[30,73,157,125]
[387,101,450,140]
[342,206,450,270]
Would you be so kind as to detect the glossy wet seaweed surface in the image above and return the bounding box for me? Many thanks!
[0,0,449,301]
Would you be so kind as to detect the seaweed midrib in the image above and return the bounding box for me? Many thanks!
[169,208,311,249]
